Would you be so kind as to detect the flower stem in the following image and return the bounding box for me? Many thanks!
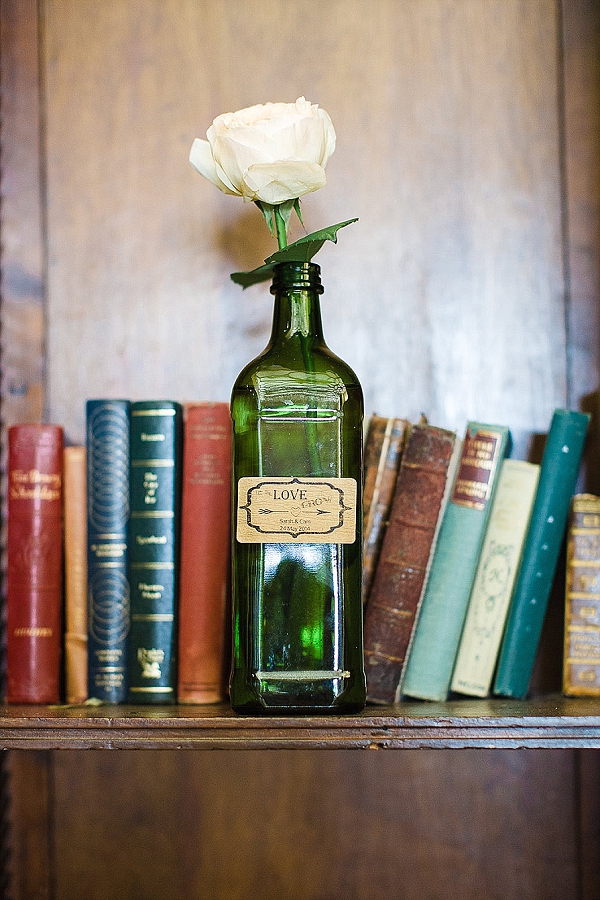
[274,206,288,250]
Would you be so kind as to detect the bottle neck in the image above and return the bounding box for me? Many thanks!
[269,262,326,347]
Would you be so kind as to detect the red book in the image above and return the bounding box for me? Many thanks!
[6,424,64,703]
[177,403,232,703]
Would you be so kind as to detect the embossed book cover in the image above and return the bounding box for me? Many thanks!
[6,424,64,703]
[86,399,131,703]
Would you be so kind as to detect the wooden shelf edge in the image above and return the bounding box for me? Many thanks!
[1,695,600,750]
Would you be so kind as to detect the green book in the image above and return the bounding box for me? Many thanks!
[128,400,183,704]
[401,422,511,701]
[493,408,590,699]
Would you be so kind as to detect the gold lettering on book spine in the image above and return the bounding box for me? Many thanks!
[451,429,502,510]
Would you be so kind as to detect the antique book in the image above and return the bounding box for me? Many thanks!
[363,422,457,704]
[362,415,409,604]
[128,401,183,704]
[63,445,88,704]
[563,494,600,696]
[451,458,540,697]
[177,402,232,703]
[494,409,590,698]
[86,399,131,703]
[6,424,64,704]
[401,422,511,701]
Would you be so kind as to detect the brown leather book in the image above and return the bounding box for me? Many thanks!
[63,445,88,704]
[6,424,64,703]
[363,422,457,704]
[362,415,409,604]
[177,402,232,703]
[563,493,600,696]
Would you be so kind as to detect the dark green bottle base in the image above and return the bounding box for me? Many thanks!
[230,699,366,715]
[229,675,366,715]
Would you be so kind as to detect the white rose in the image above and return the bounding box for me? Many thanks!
[189,97,336,206]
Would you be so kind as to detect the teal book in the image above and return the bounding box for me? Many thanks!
[128,401,183,704]
[493,408,590,699]
[87,399,131,703]
[401,422,511,701]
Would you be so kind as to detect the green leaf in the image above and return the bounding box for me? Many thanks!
[254,201,276,236]
[231,262,277,288]
[264,218,358,264]
[293,198,304,228]
[277,199,296,233]
[230,218,358,288]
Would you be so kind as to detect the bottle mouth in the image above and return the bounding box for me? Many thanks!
[271,261,324,294]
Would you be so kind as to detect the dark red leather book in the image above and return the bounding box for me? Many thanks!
[363,422,457,704]
[6,424,64,703]
[177,402,232,703]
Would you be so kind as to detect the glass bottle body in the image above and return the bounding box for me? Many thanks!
[230,262,366,713]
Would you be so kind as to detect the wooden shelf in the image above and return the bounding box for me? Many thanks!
[1,695,600,750]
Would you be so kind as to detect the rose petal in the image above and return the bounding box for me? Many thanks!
[191,98,336,203]
[243,161,327,204]
[189,138,239,195]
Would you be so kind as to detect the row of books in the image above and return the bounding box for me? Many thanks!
[362,409,595,703]
[5,401,597,706]
[5,400,232,705]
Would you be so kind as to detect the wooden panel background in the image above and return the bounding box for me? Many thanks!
[50,748,578,900]
[1,0,599,898]
[41,0,567,455]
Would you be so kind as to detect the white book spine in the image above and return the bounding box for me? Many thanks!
[451,458,540,697]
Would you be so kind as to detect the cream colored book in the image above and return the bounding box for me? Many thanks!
[63,445,88,704]
[451,458,540,697]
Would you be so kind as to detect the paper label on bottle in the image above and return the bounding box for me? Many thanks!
[236,476,357,543]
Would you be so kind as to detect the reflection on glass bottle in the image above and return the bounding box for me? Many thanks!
[230,261,366,712]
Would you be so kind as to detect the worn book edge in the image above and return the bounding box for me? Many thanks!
[362,416,409,604]
[395,434,462,702]
[563,493,600,696]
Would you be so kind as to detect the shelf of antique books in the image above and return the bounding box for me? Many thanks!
[1,696,600,750]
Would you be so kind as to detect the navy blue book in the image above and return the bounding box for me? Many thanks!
[86,399,131,702]
[127,400,183,704]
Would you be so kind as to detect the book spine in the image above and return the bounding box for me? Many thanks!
[362,416,408,604]
[6,425,64,703]
[563,494,600,696]
[86,399,131,703]
[451,459,540,697]
[63,445,88,704]
[494,409,590,698]
[401,422,511,701]
[363,423,456,704]
[177,402,232,704]
[128,401,183,703]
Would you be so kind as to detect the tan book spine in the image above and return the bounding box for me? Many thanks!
[362,416,409,604]
[63,446,88,704]
[451,459,540,698]
[563,493,600,696]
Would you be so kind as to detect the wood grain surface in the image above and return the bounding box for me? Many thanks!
[46,747,579,900]
[41,0,566,453]
[2,0,600,898]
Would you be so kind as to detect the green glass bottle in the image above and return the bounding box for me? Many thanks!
[230,261,366,713]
